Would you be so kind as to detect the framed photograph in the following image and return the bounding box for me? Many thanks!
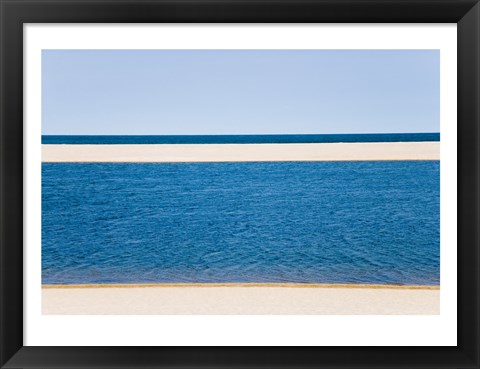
[1,0,479,368]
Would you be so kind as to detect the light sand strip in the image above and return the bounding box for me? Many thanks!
[42,285,440,315]
[42,142,440,163]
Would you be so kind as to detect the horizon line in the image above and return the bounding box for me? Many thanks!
[42,132,441,136]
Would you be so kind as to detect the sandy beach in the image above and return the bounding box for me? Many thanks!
[42,284,439,315]
[41,141,440,315]
[42,142,440,162]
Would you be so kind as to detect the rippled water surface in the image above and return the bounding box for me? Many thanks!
[42,161,440,285]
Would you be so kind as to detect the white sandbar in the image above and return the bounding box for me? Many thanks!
[42,284,440,315]
[42,142,440,162]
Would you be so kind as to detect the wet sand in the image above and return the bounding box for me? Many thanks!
[42,142,440,162]
[42,284,440,315]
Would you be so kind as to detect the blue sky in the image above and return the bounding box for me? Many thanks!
[42,50,439,135]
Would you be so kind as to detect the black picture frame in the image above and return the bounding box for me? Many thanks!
[1,0,479,368]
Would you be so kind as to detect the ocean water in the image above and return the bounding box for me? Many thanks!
[42,133,440,145]
[42,161,440,285]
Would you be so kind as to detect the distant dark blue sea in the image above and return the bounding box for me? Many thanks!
[42,133,440,145]
[42,161,440,285]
